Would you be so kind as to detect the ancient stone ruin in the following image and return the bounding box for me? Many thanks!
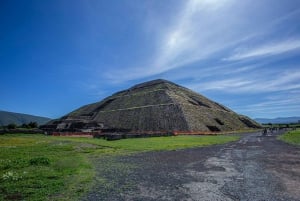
[41,79,261,139]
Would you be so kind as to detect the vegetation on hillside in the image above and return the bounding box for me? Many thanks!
[1,122,38,130]
[0,134,239,200]
[0,111,51,126]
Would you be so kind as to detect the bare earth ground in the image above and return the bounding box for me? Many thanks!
[83,131,300,201]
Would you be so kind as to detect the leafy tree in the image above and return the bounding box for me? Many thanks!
[28,122,38,128]
[21,123,30,129]
[7,123,17,129]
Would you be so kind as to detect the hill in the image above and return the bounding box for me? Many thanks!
[0,110,51,126]
[255,117,300,124]
[43,79,261,134]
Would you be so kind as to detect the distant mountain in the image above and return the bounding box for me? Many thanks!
[0,110,51,126]
[255,117,300,124]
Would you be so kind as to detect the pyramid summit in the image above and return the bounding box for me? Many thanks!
[43,79,261,136]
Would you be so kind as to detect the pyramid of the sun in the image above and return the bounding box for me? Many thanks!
[45,79,260,133]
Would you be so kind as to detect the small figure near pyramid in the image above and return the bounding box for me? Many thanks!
[41,79,261,138]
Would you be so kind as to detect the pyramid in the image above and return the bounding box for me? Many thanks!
[43,79,261,135]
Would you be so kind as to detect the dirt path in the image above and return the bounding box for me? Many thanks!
[83,131,300,201]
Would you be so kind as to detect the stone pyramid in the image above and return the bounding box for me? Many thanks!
[44,79,260,134]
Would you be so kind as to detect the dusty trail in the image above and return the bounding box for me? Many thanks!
[83,131,300,201]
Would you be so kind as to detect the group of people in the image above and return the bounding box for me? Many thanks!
[262,127,277,136]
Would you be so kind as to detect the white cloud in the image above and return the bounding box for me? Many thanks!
[153,0,233,73]
[233,92,300,117]
[187,78,253,91]
[103,0,300,85]
[167,63,259,82]
[186,69,300,93]
[225,39,300,61]
[105,0,237,82]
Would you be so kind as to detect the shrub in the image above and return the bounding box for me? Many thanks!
[28,122,38,128]
[21,123,30,129]
[7,123,17,129]
[29,157,50,166]
[2,171,22,181]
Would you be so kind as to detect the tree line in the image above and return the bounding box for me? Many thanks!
[1,122,38,129]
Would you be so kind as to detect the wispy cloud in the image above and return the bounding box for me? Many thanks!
[165,63,260,82]
[104,0,300,83]
[186,69,300,93]
[232,91,300,117]
[105,0,241,82]
[153,0,232,71]
[225,39,300,61]
[187,78,253,91]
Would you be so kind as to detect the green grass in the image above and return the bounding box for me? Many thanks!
[278,129,300,145]
[0,135,94,201]
[72,135,239,151]
[0,134,239,200]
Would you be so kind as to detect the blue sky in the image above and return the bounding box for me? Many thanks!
[1,0,300,119]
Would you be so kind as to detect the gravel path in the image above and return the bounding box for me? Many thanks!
[83,131,300,201]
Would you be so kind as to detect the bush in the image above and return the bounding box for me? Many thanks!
[2,171,22,181]
[29,157,50,166]
[7,123,17,129]
[28,122,38,128]
[21,123,30,129]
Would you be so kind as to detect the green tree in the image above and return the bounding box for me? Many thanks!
[21,123,30,128]
[28,122,38,128]
[7,123,17,129]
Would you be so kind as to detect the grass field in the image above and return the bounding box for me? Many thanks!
[0,134,239,201]
[278,129,300,145]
